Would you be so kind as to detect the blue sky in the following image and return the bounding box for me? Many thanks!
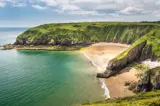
[0,0,160,27]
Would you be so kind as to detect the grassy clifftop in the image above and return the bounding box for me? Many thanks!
[81,90,160,106]
[15,22,158,46]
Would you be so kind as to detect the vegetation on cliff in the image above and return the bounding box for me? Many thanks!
[81,90,160,106]
[107,26,160,72]
[15,22,157,46]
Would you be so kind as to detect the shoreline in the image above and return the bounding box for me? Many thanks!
[80,51,103,72]
[80,42,138,99]
[81,51,110,99]
[2,44,85,51]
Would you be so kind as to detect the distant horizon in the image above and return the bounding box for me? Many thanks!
[0,20,159,28]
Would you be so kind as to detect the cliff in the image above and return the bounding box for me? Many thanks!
[97,26,160,78]
[15,22,156,46]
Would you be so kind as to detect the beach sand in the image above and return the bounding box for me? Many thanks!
[80,42,139,99]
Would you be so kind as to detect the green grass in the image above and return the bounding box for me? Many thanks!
[80,90,160,106]
[16,22,159,46]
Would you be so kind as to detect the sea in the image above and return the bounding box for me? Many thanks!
[0,28,105,106]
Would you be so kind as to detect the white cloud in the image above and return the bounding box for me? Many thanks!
[0,0,160,17]
[40,0,57,6]
[69,10,106,16]
[153,11,160,17]
[12,3,26,7]
[120,7,144,15]
[0,2,5,7]
[32,5,46,10]
[60,4,80,11]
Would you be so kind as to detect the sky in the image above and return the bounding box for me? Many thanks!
[0,0,160,27]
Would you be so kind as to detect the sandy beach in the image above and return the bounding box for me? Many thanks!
[80,42,139,99]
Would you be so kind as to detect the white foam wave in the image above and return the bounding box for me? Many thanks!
[100,79,110,99]
[142,59,160,68]
[81,51,110,99]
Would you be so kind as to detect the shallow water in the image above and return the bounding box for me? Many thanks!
[0,28,104,106]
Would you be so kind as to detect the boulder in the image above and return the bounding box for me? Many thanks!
[124,81,131,86]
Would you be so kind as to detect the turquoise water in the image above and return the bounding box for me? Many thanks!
[0,28,105,106]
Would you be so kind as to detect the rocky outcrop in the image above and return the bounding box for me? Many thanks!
[97,70,118,78]
[97,41,148,78]
[14,38,28,45]
[2,44,15,50]
[140,45,153,61]
[107,41,146,71]
[135,67,160,92]
[97,39,160,78]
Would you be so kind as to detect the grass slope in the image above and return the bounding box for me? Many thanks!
[81,90,160,106]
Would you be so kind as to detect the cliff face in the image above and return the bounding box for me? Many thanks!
[15,22,155,46]
[135,67,160,92]
[97,27,160,78]
[108,28,160,67]
[107,41,146,70]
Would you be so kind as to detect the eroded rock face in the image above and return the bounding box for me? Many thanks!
[135,67,160,92]
[97,40,160,78]
[107,41,146,71]
[140,45,152,61]
[14,38,28,45]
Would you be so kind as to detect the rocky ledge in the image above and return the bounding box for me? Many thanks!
[128,67,160,92]
[2,44,15,50]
